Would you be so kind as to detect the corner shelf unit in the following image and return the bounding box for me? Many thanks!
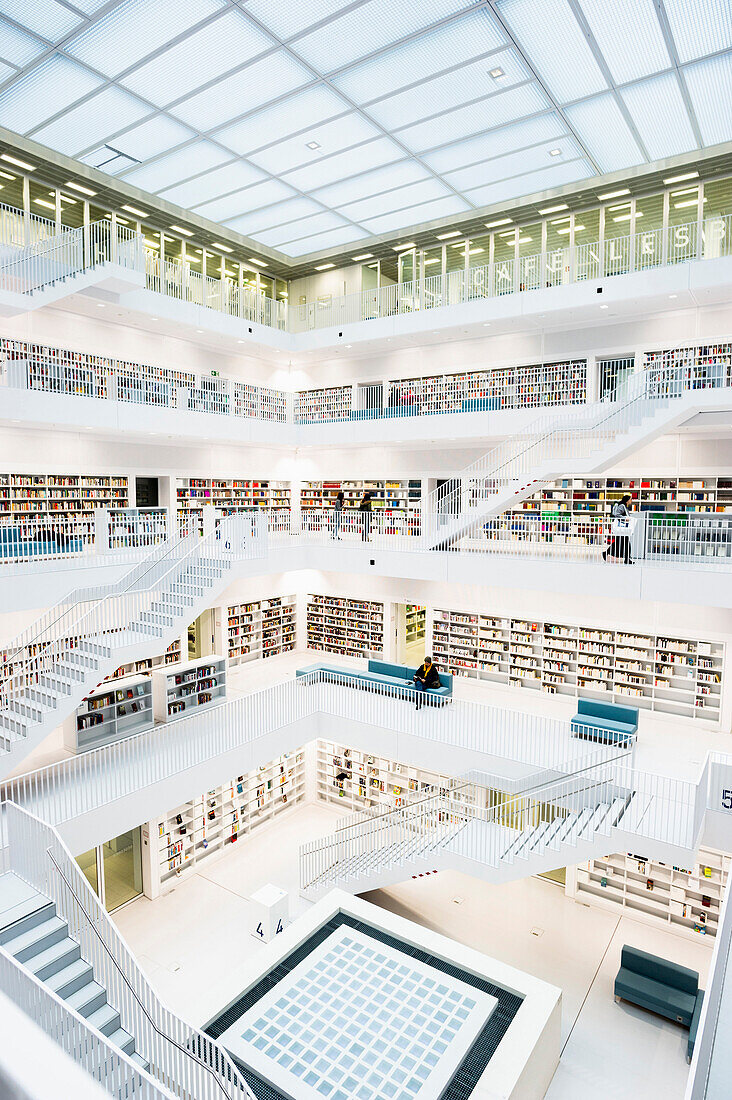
[66,674,153,753]
[300,479,421,515]
[432,608,724,724]
[176,477,290,530]
[307,595,384,657]
[388,359,587,414]
[153,655,226,722]
[152,749,305,892]
[226,596,296,666]
[0,471,128,519]
[574,848,730,941]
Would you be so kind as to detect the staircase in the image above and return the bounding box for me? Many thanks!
[0,872,149,1070]
[421,365,732,548]
[0,514,261,779]
[301,765,698,898]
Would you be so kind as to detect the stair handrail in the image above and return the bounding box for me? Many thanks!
[0,515,257,728]
[0,224,85,294]
[3,800,257,1100]
[0,940,178,1100]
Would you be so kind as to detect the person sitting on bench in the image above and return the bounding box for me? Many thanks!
[412,656,440,710]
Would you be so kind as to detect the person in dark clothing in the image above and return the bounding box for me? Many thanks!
[331,490,344,539]
[359,490,373,541]
[603,495,634,564]
[412,656,441,710]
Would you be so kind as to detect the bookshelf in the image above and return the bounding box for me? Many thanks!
[176,477,290,530]
[432,607,724,724]
[295,385,352,423]
[151,748,305,893]
[300,479,421,514]
[645,341,732,395]
[406,605,426,645]
[388,359,587,414]
[573,848,730,941]
[232,381,288,422]
[0,472,128,519]
[307,594,384,657]
[153,655,227,721]
[225,596,296,666]
[65,674,153,753]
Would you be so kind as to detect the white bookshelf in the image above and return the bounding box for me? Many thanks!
[432,607,724,724]
[65,673,153,753]
[306,595,384,657]
[225,596,296,666]
[151,749,305,893]
[388,359,587,414]
[153,655,226,722]
[295,385,352,423]
[300,479,421,516]
[176,477,290,530]
[0,471,128,519]
[573,848,730,941]
[405,604,426,645]
[105,639,182,683]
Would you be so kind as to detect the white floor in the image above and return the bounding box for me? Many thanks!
[114,801,713,1100]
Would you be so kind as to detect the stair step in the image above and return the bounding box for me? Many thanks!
[46,957,94,1000]
[3,914,67,962]
[28,936,80,981]
[107,1027,136,1057]
[63,977,106,1016]
[0,899,55,944]
[86,1001,120,1038]
[130,1051,150,1073]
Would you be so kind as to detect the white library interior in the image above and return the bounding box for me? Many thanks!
[0,3,731,1099]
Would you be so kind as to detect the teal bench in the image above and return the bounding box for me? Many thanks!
[571,698,638,747]
[614,946,704,1062]
[295,660,452,703]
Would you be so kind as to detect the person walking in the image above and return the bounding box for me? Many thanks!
[331,490,344,539]
[412,655,441,710]
[359,490,373,541]
[603,494,634,564]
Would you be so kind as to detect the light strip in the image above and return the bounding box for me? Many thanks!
[392,242,415,251]
[1,153,35,171]
[65,181,96,196]
[485,217,512,228]
[315,263,335,270]
[436,230,461,240]
[212,242,233,253]
[598,188,630,200]
[170,224,194,237]
[352,253,373,260]
[663,170,698,185]
[538,203,568,215]
[248,256,268,266]
[121,204,148,218]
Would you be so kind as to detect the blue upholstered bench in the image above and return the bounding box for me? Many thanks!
[0,529,84,558]
[614,946,704,1062]
[295,660,452,703]
[570,698,638,747]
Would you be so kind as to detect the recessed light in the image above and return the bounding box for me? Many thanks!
[306,140,321,150]
[489,67,504,78]
[121,204,148,217]
[0,170,15,180]
[65,180,96,196]
[196,329,203,333]
[669,294,678,299]
[612,213,633,222]
[144,238,159,248]
[315,263,335,270]
[538,203,568,215]
[600,304,608,309]
[674,198,704,209]
[170,224,193,237]
[33,198,56,210]
[436,230,461,240]
[483,322,490,327]
[663,170,698,185]
[392,242,415,251]
[549,148,561,157]
[424,258,440,265]
[353,253,374,261]
[248,256,268,266]
[151,317,158,321]
[96,303,105,308]
[345,344,352,348]
[237,339,245,344]
[598,188,630,200]
[212,242,233,253]
[485,218,512,228]
[1,153,35,170]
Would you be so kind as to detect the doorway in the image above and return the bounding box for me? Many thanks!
[188,608,216,660]
[395,602,426,665]
[598,356,635,400]
[75,828,143,912]
[135,476,159,508]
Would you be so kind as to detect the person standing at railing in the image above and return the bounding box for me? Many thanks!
[359,491,373,541]
[603,495,635,564]
[331,491,344,540]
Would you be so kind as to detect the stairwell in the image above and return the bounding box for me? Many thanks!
[0,872,149,1070]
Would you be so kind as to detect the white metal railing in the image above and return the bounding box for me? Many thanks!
[0,202,57,250]
[0,219,144,296]
[0,514,262,752]
[686,871,732,1098]
[1,802,256,1100]
[0,507,169,569]
[0,943,176,1100]
[1,670,628,829]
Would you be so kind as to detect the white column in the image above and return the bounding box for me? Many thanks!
[22,174,30,245]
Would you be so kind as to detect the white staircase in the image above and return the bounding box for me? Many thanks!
[0,514,261,779]
[421,366,732,548]
[300,765,698,898]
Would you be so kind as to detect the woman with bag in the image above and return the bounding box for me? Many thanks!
[603,495,634,564]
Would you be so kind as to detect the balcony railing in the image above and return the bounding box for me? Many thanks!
[0,508,168,570]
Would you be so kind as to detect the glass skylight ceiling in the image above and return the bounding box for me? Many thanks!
[0,0,730,260]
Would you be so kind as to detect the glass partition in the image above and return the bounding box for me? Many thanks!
[101,828,142,912]
[668,185,699,263]
[635,192,664,268]
[703,178,732,258]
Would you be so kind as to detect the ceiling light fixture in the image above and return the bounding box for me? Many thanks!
[352,253,373,260]
[121,204,148,217]
[393,242,415,251]
[0,170,15,181]
[66,180,96,196]
[663,170,698,185]
[33,198,56,210]
[613,212,633,221]
[1,153,35,170]
[436,230,461,240]
[306,140,321,150]
[248,256,268,266]
[538,203,568,215]
[424,258,440,265]
[170,224,193,236]
[549,148,561,157]
[598,188,630,200]
[669,294,678,299]
[196,329,203,333]
[315,263,335,270]
[600,304,608,309]
[489,67,504,78]
[485,217,512,228]
[144,238,159,248]
[675,197,705,208]
[212,242,233,253]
